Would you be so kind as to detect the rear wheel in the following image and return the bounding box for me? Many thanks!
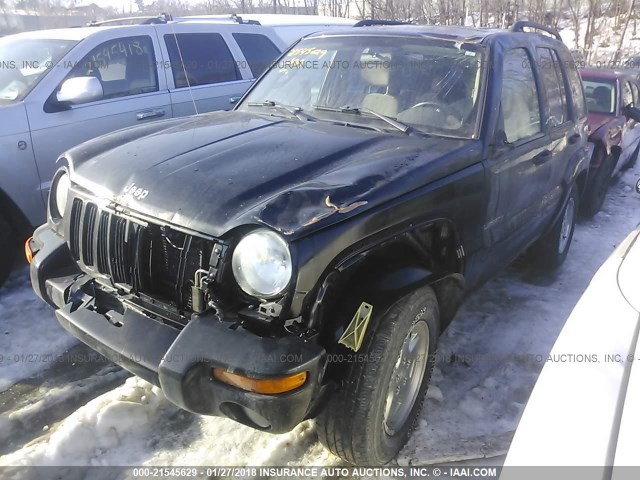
[317,286,440,465]
[581,153,615,218]
[529,186,578,271]
[0,215,15,288]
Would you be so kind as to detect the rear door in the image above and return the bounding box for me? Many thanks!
[157,24,253,116]
[484,46,553,251]
[617,78,640,172]
[534,47,577,217]
[25,27,171,202]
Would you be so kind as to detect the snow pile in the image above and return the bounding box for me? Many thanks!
[0,374,335,469]
[0,365,128,454]
[1,376,170,468]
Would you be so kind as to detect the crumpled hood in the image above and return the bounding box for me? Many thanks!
[65,111,479,239]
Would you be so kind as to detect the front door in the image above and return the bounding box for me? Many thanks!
[25,29,171,202]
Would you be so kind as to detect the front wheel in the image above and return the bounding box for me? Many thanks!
[317,286,440,465]
[581,153,615,218]
[529,186,578,271]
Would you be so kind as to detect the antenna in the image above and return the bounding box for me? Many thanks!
[168,22,199,116]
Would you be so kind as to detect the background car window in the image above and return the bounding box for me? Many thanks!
[70,36,157,99]
[631,82,640,106]
[165,33,240,88]
[501,48,542,143]
[232,33,281,78]
[622,81,634,108]
[583,80,616,114]
[537,48,566,126]
[0,37,77,103]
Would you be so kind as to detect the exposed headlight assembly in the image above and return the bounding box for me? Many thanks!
[51,170,70,220]
[232,229,292,298]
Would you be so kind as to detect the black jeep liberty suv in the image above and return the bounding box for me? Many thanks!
[29,21,589,464]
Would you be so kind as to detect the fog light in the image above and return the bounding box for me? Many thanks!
[213,368,307,394]
[25,237,34,263]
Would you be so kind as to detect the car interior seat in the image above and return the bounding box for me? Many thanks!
[126,54,154,94]
[501,86,533,142]
[360,55,398,117]
[592,86,612,112]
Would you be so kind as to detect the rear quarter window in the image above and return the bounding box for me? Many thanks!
[232,33,281,78]
[536,47,568,126]
[558,49,586,120]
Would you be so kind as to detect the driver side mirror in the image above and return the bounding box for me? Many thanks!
[56,76,103,105]
[623,105,640,122]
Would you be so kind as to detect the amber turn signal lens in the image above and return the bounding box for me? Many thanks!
[25,237,34,263]
[212,368,307,394]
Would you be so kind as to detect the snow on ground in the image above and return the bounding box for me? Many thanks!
[0,267,78,392]
[0,166,639,472]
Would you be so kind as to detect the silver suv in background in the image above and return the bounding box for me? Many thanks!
[0,16,291,286]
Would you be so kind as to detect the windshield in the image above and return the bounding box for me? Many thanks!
[238,35,484,138]
[0,37,77,104]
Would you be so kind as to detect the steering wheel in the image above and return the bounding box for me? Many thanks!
[405,101,464,123]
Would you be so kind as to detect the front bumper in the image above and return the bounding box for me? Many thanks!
[30,225,327,433]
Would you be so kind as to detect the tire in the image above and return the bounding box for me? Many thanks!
[581,153,615,218]
[623,142,640,170]
[529,186,578,271]
[317,285,440,465]
[0,215,15,288]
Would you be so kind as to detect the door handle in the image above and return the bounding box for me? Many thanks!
[229,97,241,104]
[136,109,165,120]
[568,133,580,144]
[533,150,552,166]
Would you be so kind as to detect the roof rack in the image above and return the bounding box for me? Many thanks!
[175,14,261,25]
[353,19,409,27]
[511,20,561,41]
[88,13,173,27]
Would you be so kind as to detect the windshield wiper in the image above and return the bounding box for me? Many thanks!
[314,105,410,134]
[247,100,313,121]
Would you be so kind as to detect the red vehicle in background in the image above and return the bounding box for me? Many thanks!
[580,68,640,216]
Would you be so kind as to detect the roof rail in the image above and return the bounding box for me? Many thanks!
[175,14,261,25]
[511,20,561,41]
[353,19,409,27]
[88,13,173,27]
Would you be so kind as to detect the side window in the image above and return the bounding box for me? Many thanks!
[70,36,158,99]
[232,33,281,78]
[164,33,240,88]
[631,83,640,106]
[559,50,586,120]
[501,48,542,143]
[536,48,567,126]
[622,81,634,108]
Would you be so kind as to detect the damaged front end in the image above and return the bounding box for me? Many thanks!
[29,180,327,433]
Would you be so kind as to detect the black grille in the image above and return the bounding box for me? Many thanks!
[81,202,98,266]
[68,197,215,315]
